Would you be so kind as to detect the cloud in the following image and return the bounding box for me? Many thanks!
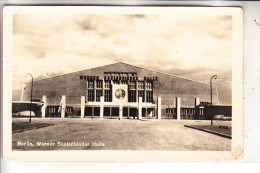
[77,18,95,30]
[12,13,232,104]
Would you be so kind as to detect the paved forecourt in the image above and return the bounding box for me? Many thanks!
[12,118,231,151]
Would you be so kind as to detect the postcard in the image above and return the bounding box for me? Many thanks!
[2,6,243,161]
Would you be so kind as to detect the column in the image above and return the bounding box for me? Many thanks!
[195,98,200,107]
[119,105,123,120]
[81,96,85,118]
[157,97,161,120]
[102,79,105,98]
[61,95,66,118]
[195,97,200,120]
[20,84,26,101]
[41,95,47,118]
[100,96,104,119]
[176,97,181,120]
[94,80,96,102]
[138,97,142,119]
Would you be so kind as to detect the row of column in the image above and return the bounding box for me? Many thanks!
[41,95,66,118]
[80,96,161,120]
[41,95,162,119]
[41,95,189,120]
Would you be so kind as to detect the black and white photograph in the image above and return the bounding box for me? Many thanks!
[3,6,243,161]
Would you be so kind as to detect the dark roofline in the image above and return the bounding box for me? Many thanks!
[26,62,211,86]
[26,62,119,84]
[118,62,211,86]
[208,104,232,107]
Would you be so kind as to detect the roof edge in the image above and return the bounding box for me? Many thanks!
[26,62,212,86]
[119,62,211,86]
[25,62,121,83]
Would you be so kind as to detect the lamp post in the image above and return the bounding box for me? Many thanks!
[210,75,218,126]
[26,73,33,123]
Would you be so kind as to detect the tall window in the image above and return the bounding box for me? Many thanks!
[138,90,145,102]
[88,90,94,102]
[146,81,152,90]
[146,91,153,103]
[129,81,135,90]
[105,90,112,102]
[128,90,136,102]
[88,80,94,88]
[138,81,144,89]
[96,80,102,88]
[104,80,111,88]
[96,90,103,102]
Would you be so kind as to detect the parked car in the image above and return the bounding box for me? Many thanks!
[213,114,232,120]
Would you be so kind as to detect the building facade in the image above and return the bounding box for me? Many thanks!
[21,62,219,119]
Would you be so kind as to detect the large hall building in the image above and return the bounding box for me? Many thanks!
[20,62,220,120]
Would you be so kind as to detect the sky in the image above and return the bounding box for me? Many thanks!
[12,13,232,104]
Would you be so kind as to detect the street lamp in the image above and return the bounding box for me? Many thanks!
[210,75,218,126]
[25,73,33,123]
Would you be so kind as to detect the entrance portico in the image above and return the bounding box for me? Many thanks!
[83,99,157,119]
[81,81,159,119]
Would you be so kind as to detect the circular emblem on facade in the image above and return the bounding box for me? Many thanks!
[115,88,126,99]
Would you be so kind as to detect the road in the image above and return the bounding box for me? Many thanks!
[12,118,231,151]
